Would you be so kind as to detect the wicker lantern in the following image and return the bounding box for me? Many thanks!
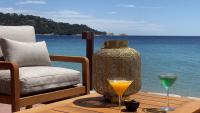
[93,40,141,100]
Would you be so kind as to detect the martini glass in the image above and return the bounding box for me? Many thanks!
[159,73,178,111]
[107,78,133,113]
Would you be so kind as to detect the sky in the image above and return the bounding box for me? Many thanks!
[0,0,200,36]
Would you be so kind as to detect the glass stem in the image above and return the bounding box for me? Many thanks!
[118,95,121,113]
[167,88,170,108]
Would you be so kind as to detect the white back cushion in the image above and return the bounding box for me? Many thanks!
[0,26,36,57]
[0,38,51,67]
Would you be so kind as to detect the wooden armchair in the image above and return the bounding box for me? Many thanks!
[0,26,90,112]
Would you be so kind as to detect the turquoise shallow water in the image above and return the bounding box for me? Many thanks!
[37,35,200,97]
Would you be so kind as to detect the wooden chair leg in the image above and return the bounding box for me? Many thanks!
[11,103,20,113]
[26,105,33,109]
[11,93,20,112]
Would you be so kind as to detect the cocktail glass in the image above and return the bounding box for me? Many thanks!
[159,73,178,111]
[108,78,133,113]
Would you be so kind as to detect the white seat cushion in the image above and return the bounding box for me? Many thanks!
[0,66,80,95]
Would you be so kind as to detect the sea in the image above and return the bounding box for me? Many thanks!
[37,35,200,98]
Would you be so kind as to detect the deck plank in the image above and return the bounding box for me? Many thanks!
[15,92,200,113]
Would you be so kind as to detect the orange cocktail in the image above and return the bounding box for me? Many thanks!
[108,79,133,113]
[108,80,132,96]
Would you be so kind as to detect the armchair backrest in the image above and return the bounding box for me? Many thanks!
[0,25,36,58]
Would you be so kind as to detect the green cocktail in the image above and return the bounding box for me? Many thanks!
[159,75,177,90]
[159,73,178,111]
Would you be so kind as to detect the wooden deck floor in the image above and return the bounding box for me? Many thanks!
[0,103,44,113]
[15,92,200,113]
[131,92,200,113]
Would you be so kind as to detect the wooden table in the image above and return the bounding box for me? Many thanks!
[15,92,200,113]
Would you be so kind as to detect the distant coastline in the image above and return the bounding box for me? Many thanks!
[0,12,107,35]
[36,33,200,37]
[36,33,106,37]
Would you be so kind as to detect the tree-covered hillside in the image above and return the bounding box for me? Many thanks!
[0,12,106,35]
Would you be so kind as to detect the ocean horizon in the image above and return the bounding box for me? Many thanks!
[37,35,200,98]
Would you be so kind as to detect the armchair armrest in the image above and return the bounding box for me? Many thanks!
[50,55,90,94]
[0,61,20,108]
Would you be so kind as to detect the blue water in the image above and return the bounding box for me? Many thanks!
[37,35,200,97]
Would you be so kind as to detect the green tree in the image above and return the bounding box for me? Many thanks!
[0,12,106,35]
